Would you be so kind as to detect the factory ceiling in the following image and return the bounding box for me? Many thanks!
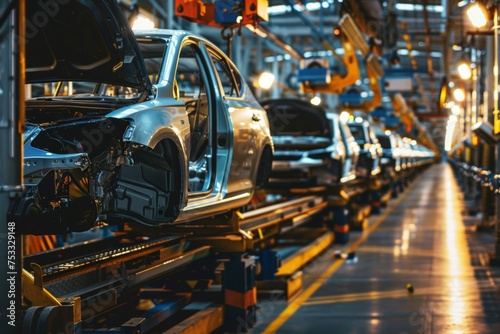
[121,0,494,148]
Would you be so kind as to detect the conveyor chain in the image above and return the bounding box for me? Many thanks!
[24,234,183,284]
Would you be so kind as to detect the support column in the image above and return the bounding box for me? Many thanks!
[331,205,350,244]
[0,2,24,333]
[221,254,257,332]
[370,190,382,215]
[491,3,500,265]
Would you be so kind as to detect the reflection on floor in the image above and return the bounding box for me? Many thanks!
[255,163,500,334]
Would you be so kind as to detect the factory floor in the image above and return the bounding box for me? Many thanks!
[254,163,500,334]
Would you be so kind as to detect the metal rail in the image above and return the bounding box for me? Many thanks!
[24,235,184,284]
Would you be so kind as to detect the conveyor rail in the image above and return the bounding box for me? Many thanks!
[239,195,326,232]
[24,234,184,284]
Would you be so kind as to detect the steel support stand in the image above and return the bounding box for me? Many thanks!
[490,2,500,265]
[477,144,495,230]
[331,205,349,244]
[370,190,382,215]
[491,143,500,265]
[1,1,24,333]
[220,253,257,332]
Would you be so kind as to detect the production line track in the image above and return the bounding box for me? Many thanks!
[21,193,335,333]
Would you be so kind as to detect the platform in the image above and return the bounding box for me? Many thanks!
[252,163,500,333]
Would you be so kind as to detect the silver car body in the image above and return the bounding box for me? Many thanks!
[19,0,273,233]
[261,99,346,186]
[347,120,382,178]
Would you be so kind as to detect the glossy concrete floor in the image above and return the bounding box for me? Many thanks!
[254,163,500,334]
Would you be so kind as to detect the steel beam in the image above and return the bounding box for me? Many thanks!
[0,1,24,332]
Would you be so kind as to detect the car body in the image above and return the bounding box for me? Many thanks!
[17,0,273,233]
[331,113,360,184]
[260,98,358,187]
[375,131,402,176]
[347,119,382,178]
[260,98,344,186]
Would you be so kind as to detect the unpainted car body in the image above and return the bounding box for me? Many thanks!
[261,98,343,186]
[261,99,358,187]
[347,120,382,178]
[375,131,403,176]
[16,0,273,234]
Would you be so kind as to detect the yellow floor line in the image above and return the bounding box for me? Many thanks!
[261,180,419,334]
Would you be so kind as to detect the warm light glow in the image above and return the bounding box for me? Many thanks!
[467,3,488,28]
[310,95,322,106]
[258,72,275,90]
[451,105,461,115]
[245,24,268,38]
[132,14,155,30]
[445,117,456,151]
[457,63,472,80]
[339,111,350,123]
[453,88,465,102]
[445,101,455,109]
[443,171,471,326]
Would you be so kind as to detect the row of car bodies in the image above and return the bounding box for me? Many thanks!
[376,130,436,178]
[16,0,435,234]
[261,99,358,187]
[263,98,436,189]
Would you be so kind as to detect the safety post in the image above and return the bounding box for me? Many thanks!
[330,205,350,244]
[220,253,257,332]
[370,190,382,215]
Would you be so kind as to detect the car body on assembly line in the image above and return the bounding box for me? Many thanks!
[260,98,358,187]
[347,119,382,179]
[14,0,273,234]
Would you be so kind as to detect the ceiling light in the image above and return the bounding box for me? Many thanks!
[467,3,488,28]
[311,95,322,106]
[453,88,465,102]
[132,15,155,30]
[258,72,275,90]
[339,111,350,123]
[457,63,472,80]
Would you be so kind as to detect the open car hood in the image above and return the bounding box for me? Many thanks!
[25,0,151,92]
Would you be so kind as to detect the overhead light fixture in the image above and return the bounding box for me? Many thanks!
[457,62,472,80]
[132,14,155,30]
[467,3,488,28]
[453,87,465,102]
[339,111,350,123]
[258,72,275,90]
[310,95,322,106]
